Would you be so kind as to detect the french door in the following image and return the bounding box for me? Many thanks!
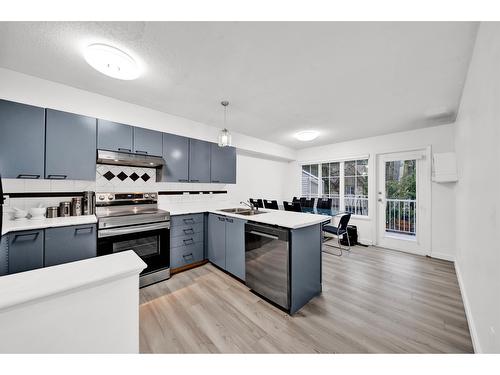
[377,150,430,255]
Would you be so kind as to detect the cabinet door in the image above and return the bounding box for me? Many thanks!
[0,99,45,179]
[97,119,133,153]
[45,109,97,181]
[210,144,236,184]
[45,224,96,267]
[189,139,211,183]
[225,217,246,280]
[207,214,226,268]
[0,235,8,276]
[162,133,189,182]
[8,230,44,274]
[133,127,162,156]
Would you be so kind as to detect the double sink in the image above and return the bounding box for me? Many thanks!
[219,208,267,216]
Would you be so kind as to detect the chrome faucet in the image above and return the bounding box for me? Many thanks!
[240,200,257,211]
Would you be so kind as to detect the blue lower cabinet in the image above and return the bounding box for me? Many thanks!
[1,235,10,276]
[207,214,246,280]
[170,214,206,270]
[8,229,44,274]
[44,224,97,267]
[170,242,204,269]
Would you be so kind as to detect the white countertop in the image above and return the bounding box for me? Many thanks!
[1,215,97,236]
[159,202,330,229]
[0,250,146,312]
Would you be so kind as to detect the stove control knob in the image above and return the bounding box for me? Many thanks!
[108,194,114,200]
[98,195,105,200]
[144,194,149,199]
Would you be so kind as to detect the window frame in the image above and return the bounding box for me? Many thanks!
[300,157,370,217]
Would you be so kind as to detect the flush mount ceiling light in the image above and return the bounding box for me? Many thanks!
[294,130,319,142]
[218,101,232,147]
[84,43,140,80]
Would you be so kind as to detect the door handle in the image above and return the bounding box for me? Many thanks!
[47,174,67,179]
[378,198,383,202]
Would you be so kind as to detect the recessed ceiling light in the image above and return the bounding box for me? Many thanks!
[294,130,319,142]
[84,43,141,80]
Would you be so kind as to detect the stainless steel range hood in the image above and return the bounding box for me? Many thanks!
[97,149,166,168]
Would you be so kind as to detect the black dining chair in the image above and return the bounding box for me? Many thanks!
[304,198,315,208]
[299,197,307,207]
[249,198,264,208]
[263,199,279,210]
[283,201,302,212]
[292,196,300,203]
[323,213,352,256]
[317,198,332,210]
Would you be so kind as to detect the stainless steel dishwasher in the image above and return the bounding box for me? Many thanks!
[245,222,290,310]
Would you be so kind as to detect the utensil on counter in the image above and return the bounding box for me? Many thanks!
[82,191,95,215]
[46,206,59,218]
[71,197,82,216]
[59,201,71,217]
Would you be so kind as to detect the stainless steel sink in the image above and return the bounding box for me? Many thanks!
[219,208,267,216]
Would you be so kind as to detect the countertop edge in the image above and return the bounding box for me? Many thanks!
[1,215,98,236]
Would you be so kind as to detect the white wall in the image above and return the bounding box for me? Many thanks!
[285,124,456,259]
[0,68,293,207]
[453,22,500,353]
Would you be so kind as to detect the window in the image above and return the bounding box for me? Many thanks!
[321,162,340,211]
[344,159,368,216]
[300,159,369,216]
[301,164,319,198]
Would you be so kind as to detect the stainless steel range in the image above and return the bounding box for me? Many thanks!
[96,192,170,287]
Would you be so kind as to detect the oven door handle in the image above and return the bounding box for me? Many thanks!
[98,221,170,238]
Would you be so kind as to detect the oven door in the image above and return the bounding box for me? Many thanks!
[97,221,170,279]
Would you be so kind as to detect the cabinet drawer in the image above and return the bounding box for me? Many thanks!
[8,229,44,274]
[170,232,204,248]
[171,222,204,238]
[170,242,204,269]
[171,213,204,226]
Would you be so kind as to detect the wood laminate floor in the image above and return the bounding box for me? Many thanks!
[139,245,473,353]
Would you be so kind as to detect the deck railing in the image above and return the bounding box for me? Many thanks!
[345,195,369,216]
[386,198,416,235]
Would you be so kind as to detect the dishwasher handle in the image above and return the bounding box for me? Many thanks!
[249,230,279,240]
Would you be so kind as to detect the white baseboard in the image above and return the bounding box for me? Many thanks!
[455,261,480,353]
[357,238,373,246]
[430,251,455,262]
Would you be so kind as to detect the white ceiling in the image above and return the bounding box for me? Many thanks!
[0,22,478,149]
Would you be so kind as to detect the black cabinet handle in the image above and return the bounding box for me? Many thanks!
[178,179,189,182]
[183,218,195,224]
[225,218,233,223]
[182,253,194,260]
[183,228,194,234]
[47,174,67,179]
[135,150,148,155]
[75,226,94,234]
[183,238,194,245]
[218,216,226,222]
[190,179,200,182]
[211,180,220,183]
[17,174,40,179]
[13,232,39,242]
[118,148,131,152]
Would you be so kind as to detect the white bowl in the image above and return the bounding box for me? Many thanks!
[13,209,27,219]
[29,207,46,219]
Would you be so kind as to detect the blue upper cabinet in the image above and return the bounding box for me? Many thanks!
[0,99,45,179]
[210,143,236,184]
[97,119,133,153]
[45,109,97,181]
[133,127,162,156]
[162,133,189,182]
[189,139,211,183]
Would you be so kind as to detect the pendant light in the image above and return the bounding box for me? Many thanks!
[218,101,232,147]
